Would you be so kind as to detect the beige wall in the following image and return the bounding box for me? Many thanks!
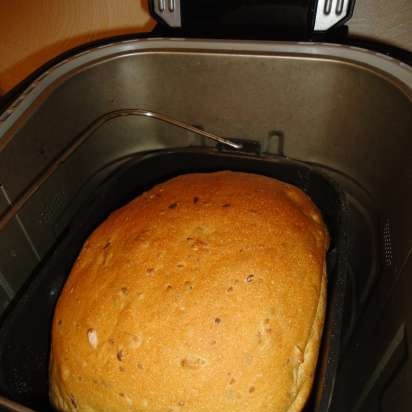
[0,0,411,95]
[349,0,412,52]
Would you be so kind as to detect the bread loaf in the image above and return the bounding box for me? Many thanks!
[50,171,329,412]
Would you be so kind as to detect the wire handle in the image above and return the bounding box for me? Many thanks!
[0,108,242,231]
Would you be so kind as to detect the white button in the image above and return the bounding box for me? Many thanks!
[336,0,344,14]
[169,0,175,12]
[159,0,165,12]
[324,0,332,15]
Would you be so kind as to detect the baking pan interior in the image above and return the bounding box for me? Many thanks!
[0,40,411,412]
[0,149,347,412]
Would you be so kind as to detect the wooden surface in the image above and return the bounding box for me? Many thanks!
[0,0,155,94]
[0,0,411,95]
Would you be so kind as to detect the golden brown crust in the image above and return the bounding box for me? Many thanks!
[286,266,327,412]
[50,171,328,412]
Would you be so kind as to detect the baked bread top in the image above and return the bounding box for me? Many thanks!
[50,171,329,412]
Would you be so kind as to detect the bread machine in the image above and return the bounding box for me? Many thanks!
[0,1,411,411]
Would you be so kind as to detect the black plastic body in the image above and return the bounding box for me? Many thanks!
[0,149,348,412]
[151,0,313,38]
[148,0,357,39]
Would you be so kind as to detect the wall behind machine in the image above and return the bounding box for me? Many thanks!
[0,0,412,95]
[0,0,411,94]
